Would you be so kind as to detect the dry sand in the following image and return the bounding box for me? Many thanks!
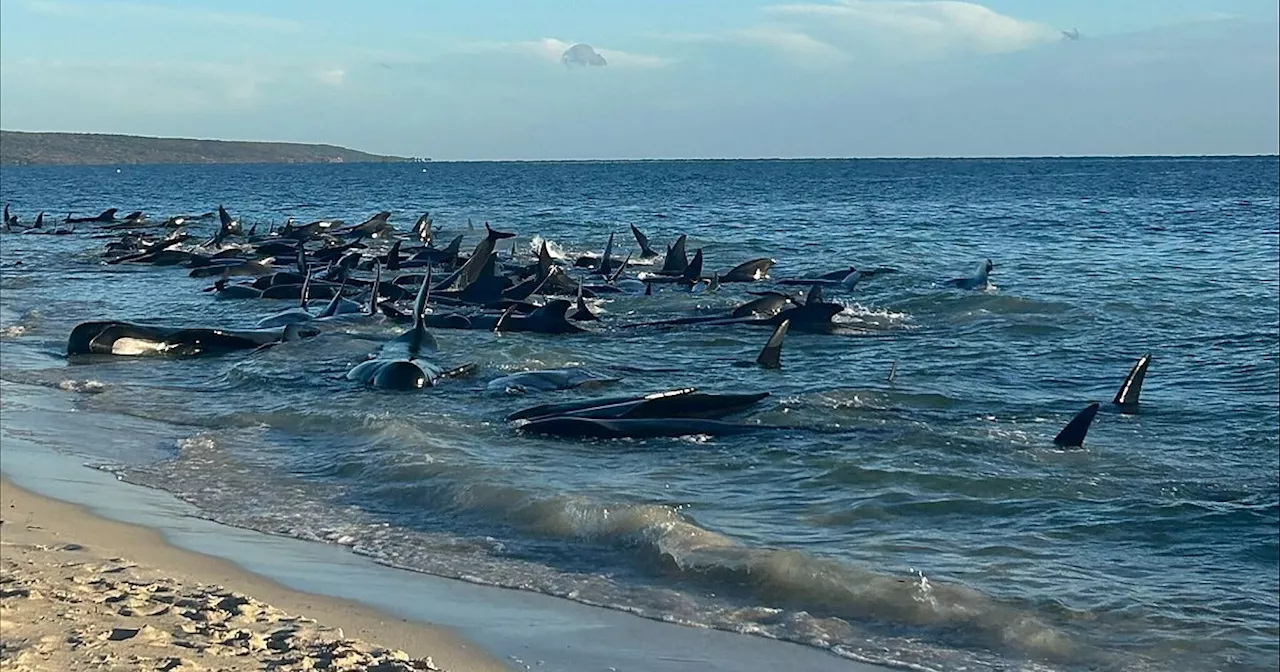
[0,476,509,672]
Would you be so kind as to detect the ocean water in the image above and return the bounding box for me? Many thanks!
[1,157,1276,672]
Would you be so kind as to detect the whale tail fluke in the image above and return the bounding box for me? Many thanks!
[631,224,658,259]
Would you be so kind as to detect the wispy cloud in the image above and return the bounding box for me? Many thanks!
[652,0,1057,65]
[730,26,845,61]
[762,0,1059,56]
[22,0,303,33]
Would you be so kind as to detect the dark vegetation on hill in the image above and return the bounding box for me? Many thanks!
[0,131,410,166]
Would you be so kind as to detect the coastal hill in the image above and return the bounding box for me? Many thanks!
[0,131,411,166]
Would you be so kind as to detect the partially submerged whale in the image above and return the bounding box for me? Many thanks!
[66,321,318,357]
[486,368,619,395]
[346,268,477,390]
[507,387,770,423]
[944,259,995,290]
[518,416,782,439]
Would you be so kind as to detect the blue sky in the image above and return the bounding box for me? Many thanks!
[1,0,1276,160]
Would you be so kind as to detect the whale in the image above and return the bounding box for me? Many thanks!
[333,211,393,240]
[345,269,475,390]
[719,258,776,283]
[486,368,619,394]
[494,299,586,335]
[507,388,770,424]
[1112,353,1151,414]
[67,321,318,357]
[732,293,799,318]
[517,416,781,439]
[944,259,995,290]
[64,208,118,224]
[443,224,516,292]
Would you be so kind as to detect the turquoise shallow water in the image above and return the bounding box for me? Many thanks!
[1,157,1277,671]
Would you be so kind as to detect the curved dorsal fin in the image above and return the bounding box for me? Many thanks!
[1053,403,1101,448]
[1112,353,1151,412]
[413,263,432,331]
[757,319,790,369]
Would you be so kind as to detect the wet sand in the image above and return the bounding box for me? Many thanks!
[0,476,509,672]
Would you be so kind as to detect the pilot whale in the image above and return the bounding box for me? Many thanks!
[67,321,318,357]
[944,259,995,290]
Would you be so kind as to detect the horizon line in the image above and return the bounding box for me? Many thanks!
[1,130,1276,164]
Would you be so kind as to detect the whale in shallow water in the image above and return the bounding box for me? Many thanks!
[507,388,770,423]
[486,368,619,395]
[346,269,474,390]
[66,321,318,357]
[719,258,776,283]
[64,208,118,224]
[495,299,586,335]
[944,259,995,290]
[517,416,782,439]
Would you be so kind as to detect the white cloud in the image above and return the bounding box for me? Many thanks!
[762,0,1060,56]
[317,69,346,86]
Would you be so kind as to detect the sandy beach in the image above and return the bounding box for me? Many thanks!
[0,476,509,672]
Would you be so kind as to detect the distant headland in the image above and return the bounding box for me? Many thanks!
[0,131,416,166]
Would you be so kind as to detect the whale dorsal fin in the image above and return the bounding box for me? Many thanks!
[1112,353,1151,412]
[414,264,432,331]
[756,319,790,369]
[1053,402,1101,448]
[599,232,615,276]
[299,270,312,311]
[680,249,704,284]
[368,262,381,315]
[537,240,553,279]
[805,283,824,306]
[661,234,688,274]
[318,276,349,318]
[386,240,401,271]
[609,252,631,283]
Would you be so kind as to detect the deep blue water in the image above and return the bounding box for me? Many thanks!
[1,157,1277,672]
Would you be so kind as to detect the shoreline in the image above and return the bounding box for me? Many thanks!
[0,475,506,672]
[0,380,888,672]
